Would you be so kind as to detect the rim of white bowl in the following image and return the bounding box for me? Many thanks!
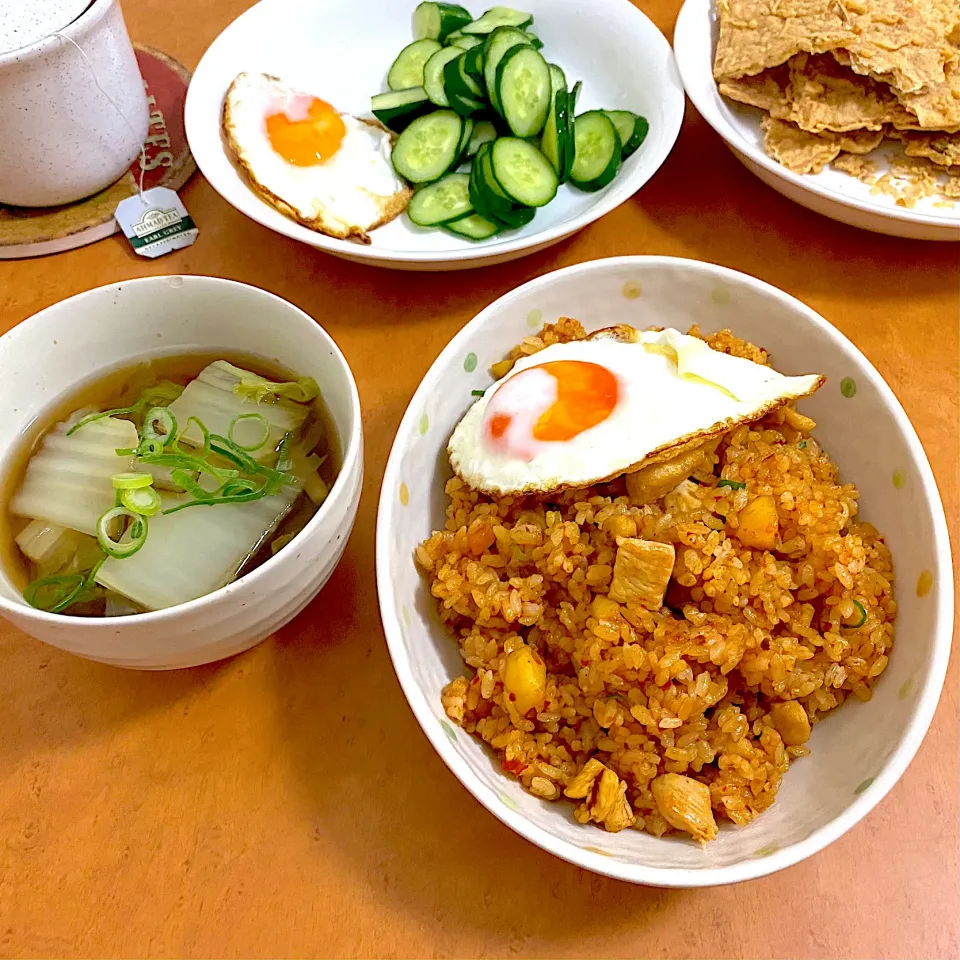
[183,0,686,266]
[0,275,363,628]
[377,254,955,886]
[673,0,960,234]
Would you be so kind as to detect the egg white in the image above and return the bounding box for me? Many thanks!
[448,327,825,496]
[222,72,411,243]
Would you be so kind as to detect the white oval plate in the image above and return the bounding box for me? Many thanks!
[184,0,685,271]
[674,0,960,241]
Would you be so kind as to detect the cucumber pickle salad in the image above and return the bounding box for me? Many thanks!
[373,3,650,240]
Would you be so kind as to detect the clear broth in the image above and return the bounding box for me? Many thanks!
[0,352,341,616]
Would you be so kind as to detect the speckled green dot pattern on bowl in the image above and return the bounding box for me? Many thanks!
[463,352,478,373]
[898,676,916,700]
[711,286,731,305]
[499,792,520,812]
[840,377,857,398]
[916,569,933,597]
[855,777,875,795]
[892,468,906,489]
[526,308,543,328]
[754,844,779,858]
[621,280,642,299]
[398,482,409,507]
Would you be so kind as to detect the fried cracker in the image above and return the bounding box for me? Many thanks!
[899,129,960,165]
[895,56,960,129]
[762,117,884,173]
[715,0,956,97]
[718,64,791,113]
[714,0,851,80]
[787,53,896,132]
[761,117,844,173]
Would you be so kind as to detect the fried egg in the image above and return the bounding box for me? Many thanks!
[448,326,825,495]
[222,72,411,244]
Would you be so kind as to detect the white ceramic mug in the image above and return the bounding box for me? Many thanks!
[0,0,149,207]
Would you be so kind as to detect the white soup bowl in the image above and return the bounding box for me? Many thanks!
[0,276,362,670]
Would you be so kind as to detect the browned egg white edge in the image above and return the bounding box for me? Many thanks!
[447,324,827,497]
[221,72,413,246]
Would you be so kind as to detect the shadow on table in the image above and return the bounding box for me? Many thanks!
[628,104,956,304]
[0,630,227,770]
[268,555,685,947]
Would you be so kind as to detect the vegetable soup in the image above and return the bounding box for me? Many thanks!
[0,353,340,616]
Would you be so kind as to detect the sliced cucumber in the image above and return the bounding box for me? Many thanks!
[470,143,515,225]
[461,6,533,35]
[456,116,475,161]
[523,31,544,50]
[444,51,483,100]
[602,110,648,159]
[371,87,434,132]
[496,45,551,138]
[463,43,486,82]
[467,119,498,156]
[570,110,622,191]
[538,85,568,178]
[449,33,483,50]
[414,2,472,41]
[392,109,464,183]
[482,26,534,114]
[444,213,500,239]
[448,88,486,117]
[408,173,473,226]
[490,137,558,207]
[476,150,536,229]
[423,46,462,106]
[548,63,566,97]
[571,79,582,107]
[560,90,576,182]
[388,38,442,91]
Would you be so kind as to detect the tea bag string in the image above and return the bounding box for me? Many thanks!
[53,31,147,203]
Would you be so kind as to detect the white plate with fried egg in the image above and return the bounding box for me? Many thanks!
[184,0,684,271]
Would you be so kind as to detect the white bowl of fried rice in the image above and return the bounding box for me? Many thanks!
[376,256,952,886]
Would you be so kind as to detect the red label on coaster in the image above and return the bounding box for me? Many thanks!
[131,46,193,192]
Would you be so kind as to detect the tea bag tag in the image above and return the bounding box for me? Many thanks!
[115,187,198,258]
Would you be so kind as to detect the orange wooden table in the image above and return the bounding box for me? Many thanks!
[0,2,957,957]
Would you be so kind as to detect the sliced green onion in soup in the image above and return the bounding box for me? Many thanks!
[112,472,155,490]
[142,407,178,446]
[717,479,747,490]
[24,555,106,614]
[66,399,146,436]
[228,413,271,451]
[96,506,148,558]
[121,486,162,517]
[24,573,88,613]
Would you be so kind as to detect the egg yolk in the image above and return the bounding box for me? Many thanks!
[266,97,346,166]
[484,360,619,455]
[533,361,619,440]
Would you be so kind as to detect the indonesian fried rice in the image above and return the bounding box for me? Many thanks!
[416,320,895,843]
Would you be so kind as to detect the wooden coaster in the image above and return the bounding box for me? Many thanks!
[0,45,195,259]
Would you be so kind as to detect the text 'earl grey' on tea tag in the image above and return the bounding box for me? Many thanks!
[115,187,198,258]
